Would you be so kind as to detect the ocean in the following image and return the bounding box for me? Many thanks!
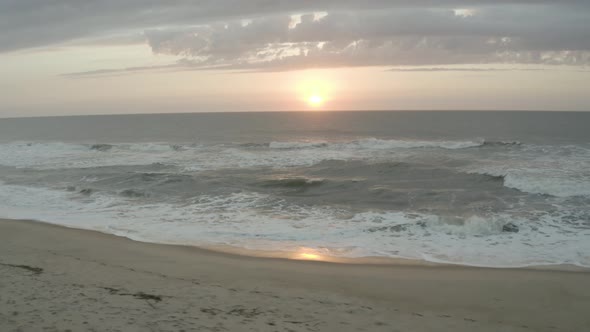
[0,111,588,268]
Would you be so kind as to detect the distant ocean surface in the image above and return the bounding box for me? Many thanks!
[0,111,589,267]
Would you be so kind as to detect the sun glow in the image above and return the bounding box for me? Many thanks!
[299,253,322,260]
[292,71,338,110]
[308,95,324,107]
[293,248,326,261]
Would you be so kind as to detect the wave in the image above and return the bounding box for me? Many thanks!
[62,186,148,198]
[0,142,195,169]
[89,144,113,151]
[0,137,514,167]
[0,183,588,268]
[92,142,195,152]
[259,177,325,189]
[79,188,95,195]
[1,141,587,198]
[89,138,521,152]
[238,142,270,148]
[269,141,329,149]
[482,140,522,147]
[119,189,148,198]
[461,142,590,198]
[466,168,590,198]
[503,174,590,198]
[349,138,485,150]
[268,138,486,150]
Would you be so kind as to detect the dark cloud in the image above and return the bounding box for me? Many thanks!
[140,6,590,69]
[6,1,589,71]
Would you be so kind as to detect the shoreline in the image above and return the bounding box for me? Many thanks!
[1,217,590,331]
[199,243,590,272]
[4,217,589,272]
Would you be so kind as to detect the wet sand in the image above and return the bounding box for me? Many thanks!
[1,218,589,332]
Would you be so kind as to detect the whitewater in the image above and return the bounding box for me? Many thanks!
[0,112,588,268]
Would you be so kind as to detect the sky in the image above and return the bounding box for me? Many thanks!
[1,0,589,117]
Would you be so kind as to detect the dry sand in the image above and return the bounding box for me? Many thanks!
[1,219,589,332]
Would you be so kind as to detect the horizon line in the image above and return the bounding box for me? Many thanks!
[1,109,589,120]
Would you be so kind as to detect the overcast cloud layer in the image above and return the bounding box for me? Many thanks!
[3,0,590,72]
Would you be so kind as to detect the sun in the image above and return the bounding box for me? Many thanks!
[293,73,336,109]
[308,95,324,107]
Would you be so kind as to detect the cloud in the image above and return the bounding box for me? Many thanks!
[139,6,590,69]
[388,67,546,72]
[61,59,232,78]
[61,65,171,78]
[6,1,589,72]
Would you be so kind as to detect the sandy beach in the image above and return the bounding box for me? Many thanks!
[1,219,589,332]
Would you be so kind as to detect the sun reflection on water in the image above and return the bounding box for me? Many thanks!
[299,253,322,260]
[293,248,326,261]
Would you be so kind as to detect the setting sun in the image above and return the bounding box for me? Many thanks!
[308,95,324,107]
[293,72,337,109]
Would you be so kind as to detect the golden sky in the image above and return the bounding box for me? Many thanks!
[1,1,589,117]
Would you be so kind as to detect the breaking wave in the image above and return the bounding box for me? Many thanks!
[269,141,329,149]
[0,182,588,268]
[503,173,590,198]
[481,140,522,147]
[347,138,485,150]
[268,138,485,150]
[464,167,590,198]
[89,144,113,151]
[259,177,325,189]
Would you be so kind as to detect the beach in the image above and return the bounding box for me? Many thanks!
[1,219,589,332]
[3,0,590,329]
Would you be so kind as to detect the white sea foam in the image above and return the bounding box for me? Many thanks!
[0,138,485,171]
[463,144,590,197]
[503,173,590,197]
[2,140,588,199]
[1,182,588,268]
[0,142,185,169]
[269,138,485,150]
[468,167,590,197]
[347,138,485,150]
[269,141,328,149]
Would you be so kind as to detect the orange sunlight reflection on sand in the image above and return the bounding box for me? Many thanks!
[293,248,326,261]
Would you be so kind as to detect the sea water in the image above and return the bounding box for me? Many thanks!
[0,111,588,267]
